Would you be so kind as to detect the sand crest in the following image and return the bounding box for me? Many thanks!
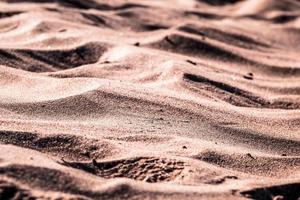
[0,0,300,199]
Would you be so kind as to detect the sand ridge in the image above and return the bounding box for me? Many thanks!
[0,0,300,199]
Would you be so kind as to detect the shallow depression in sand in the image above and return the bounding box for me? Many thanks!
[0,0,300,199]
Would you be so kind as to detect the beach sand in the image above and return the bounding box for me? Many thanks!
[0,0,300,199]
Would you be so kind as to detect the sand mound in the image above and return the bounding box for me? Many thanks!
[0,42,108,72]
[0,0,300,199]
[235,0,300,15]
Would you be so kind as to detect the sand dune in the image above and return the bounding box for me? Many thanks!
[0,0,300,199]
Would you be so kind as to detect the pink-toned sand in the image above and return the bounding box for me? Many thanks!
[0,0,300,199]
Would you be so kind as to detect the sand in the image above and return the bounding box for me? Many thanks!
[0,0,300,199]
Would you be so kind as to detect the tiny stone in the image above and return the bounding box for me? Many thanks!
[243,72,254,80]
[186,59,197,65]
[246,153,254,159]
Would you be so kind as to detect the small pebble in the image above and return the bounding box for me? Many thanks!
[186,59,197,65]
[243,72,254,80]
[246,153,254,159]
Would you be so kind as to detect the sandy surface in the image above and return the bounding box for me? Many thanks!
[0,0,300,199]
